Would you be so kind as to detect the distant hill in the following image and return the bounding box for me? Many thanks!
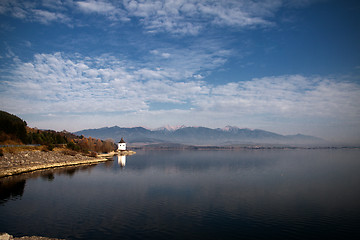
[74,125,326,146]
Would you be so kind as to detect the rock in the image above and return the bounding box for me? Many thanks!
[0,233,64,240]
[14,236,65,240]
[0,233,12,240]
[0,150,109,178]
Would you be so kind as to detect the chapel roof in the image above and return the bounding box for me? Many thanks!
[119,137,126,143]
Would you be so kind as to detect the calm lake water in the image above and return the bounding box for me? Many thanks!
[1,149,360,240]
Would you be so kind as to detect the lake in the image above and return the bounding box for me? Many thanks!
[1,149,360,240]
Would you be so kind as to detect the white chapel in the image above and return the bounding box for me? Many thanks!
[117,138,126,151]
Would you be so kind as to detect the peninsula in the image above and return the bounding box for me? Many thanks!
[0,110,135,178]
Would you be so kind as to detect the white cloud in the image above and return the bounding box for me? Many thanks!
[122,0,282,35]
[32,9,71,25]
[150,50,171,58]
[1,52,359,141]
[77,0,116,13]
[23,40,32,47]
[146,42,231,80]
[204,75,360,121]
[0,0,319,34]
[1,52,210,115]
[42,0,69,10]
[0,0,285,33]
[0,0,72,25]
[75,0,130,22]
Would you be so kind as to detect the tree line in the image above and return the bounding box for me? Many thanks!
[67,136,114,153]
[0,110,28,144]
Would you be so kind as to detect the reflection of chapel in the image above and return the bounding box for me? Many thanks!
[117,138,126,151]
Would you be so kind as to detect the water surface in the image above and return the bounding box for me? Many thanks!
[1,149,360,239]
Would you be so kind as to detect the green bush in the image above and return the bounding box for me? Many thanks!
[67,141,80,151]
[46,144,54,151]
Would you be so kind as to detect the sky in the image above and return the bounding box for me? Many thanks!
[0,0,360,143]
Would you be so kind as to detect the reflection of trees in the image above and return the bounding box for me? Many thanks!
[41,173,55,181]
[50,164,97,177]
[0,164,99,204]
[103,160,114,168]
[0,178,26,204]
[65,168,77,176]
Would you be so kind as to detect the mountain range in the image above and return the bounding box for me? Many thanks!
[74,126,326,146]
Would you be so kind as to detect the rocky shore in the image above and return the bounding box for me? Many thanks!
[0,148,136,240]
[0,150,112,240]
[0,233,64,240]
[0,149,110,178]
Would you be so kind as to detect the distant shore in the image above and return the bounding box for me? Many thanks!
[97,150,136,158]
[129,143,360,150]
[0,148,130,178]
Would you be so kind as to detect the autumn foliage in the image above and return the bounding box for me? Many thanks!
[1,110,115,153]
[69,137,115,153]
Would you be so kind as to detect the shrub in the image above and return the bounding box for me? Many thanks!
[67,141,80,151]
[46,144,54,151]
[89,151,98,157]
[63,149,77,156]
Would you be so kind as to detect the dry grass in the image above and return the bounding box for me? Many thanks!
[61,149,78,156]
[0,145,43,153]
[0,145,69,154]
[0,145,103,159]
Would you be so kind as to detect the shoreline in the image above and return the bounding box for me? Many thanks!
[0,149,134,178]
[97,150,136,158]
[0,232,63,240]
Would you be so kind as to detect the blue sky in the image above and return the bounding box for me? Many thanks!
[0,0,360,143]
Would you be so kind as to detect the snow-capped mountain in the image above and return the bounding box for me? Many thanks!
[74,125,326,146]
